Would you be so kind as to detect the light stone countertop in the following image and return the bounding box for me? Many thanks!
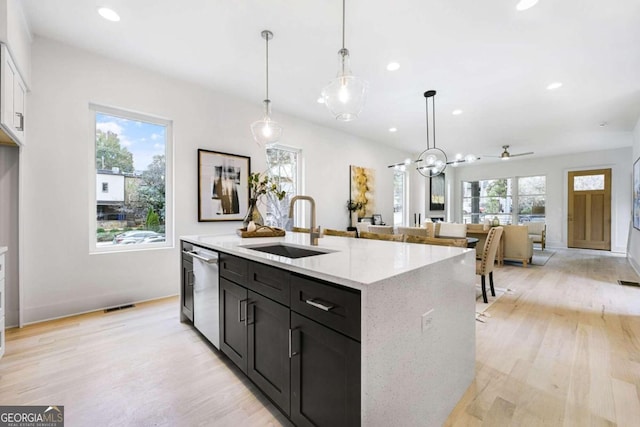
[0,246,6,255]
[181,232,471,290]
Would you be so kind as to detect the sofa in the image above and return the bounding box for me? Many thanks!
[526,222,546,250]
[502,225,534,267]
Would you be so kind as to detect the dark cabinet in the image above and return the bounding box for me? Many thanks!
[181,243,194,322]
[219,277,248,373]
[217,253,361,426]
[247,290,291,415]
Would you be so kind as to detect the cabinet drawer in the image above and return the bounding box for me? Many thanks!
[291,275,361,341]
[247,262,290,306]
[219,253,248,283]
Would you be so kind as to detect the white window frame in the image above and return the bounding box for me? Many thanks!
[393,169,408,226]
[88,103,174,253]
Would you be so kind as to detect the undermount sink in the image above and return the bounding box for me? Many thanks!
[240,243,334,259]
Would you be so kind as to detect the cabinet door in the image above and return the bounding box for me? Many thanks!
[0,46,25,144]
[247,290,290,415]
[181,255,194,322]
[219,277,248,373]
[290,313,361,427]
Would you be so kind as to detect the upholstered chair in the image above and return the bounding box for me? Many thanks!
[359,231,404,242]
[404,235,467,247]
[323,229,357,237]
[476,226,504,303]
[436,223,467,238]
[502,225,534,267]
[526,222,546,250]
[397,226,429,237]
[366,225,394,235]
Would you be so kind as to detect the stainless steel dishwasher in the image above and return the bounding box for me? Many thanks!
[185,246,219,349]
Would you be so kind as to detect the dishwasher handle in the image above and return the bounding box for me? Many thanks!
[183,249,218,264]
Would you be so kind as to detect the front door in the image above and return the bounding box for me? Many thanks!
[567,169,611,250]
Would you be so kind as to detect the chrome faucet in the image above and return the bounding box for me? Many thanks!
[288,195,321,246]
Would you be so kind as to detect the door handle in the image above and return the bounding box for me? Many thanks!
[238,298,248,324]
[289,328,300,358]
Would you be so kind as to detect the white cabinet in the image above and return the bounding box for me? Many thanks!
[0,248,5,359]
[0,44,26,145]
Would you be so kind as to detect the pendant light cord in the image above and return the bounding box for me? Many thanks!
[342,0,346,50]
[432,94,436,148]
[425,96,430,150]
[265,34,269,100]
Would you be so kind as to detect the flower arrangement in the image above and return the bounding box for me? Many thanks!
[249,172,286,201]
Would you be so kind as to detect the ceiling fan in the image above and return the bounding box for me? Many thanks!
[487,145,534,160]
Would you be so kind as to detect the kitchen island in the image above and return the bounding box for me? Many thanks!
[181,232,476,426]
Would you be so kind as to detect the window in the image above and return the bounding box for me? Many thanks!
[393,170,406,226]
[462,178,512,224]
[90,104,173,251]
[462,175,546,225]
[265,145,300,228]
[573,174,604,191]
[518,175,546,223]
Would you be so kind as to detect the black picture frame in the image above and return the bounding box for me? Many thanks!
[634,157,640,230]
[198,149,251,222]
[430,173,445,211]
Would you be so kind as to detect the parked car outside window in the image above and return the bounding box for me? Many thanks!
[113,230,162,244]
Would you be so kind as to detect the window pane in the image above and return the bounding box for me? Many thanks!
[266,146,299,228]
[94,110,169,248]
[393,171,405,226]
[574,174,604,191]
[462,178,512,224]
[517,175,546,223]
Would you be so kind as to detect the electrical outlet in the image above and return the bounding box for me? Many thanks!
[421,309,434,333]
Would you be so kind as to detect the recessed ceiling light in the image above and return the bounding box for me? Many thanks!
[389,127,398,132]
[452,109,463,115]
[599,122,608,127]
[386,62,400,71]
[317,97,325,104]
[516,0,539,11]
[98,7,120,22]
[546,82,563,90]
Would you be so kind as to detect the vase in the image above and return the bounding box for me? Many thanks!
[243,198,264,229]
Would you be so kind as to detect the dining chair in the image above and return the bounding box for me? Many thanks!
[397,226,429,237]
[359,231,404,242]
[366,225,394,235]
[404,235,467,247]
[323,228,357,237]
[436,222,467,238]
[476,226,504,303]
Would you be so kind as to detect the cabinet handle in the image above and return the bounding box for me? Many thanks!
[15,112,24,132]
[238,298,248,324]
[305,298,334,312]
[289,328,300,358]
[247,302,255,325]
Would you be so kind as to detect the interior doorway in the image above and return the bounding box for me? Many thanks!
[567,169,611,250]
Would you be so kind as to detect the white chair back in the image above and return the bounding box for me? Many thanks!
[367,225,394,235]
[437,223,467,238]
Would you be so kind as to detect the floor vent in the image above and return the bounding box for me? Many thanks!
[618,280,640,287]
[104,304,136,313]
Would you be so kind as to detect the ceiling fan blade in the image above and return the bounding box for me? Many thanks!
[510,152,534,157]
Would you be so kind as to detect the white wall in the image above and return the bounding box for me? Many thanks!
[20,36,409,324]
[448,147,632,252]
[628,116,640,274]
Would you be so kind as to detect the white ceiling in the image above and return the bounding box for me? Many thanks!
[20,0,640,161]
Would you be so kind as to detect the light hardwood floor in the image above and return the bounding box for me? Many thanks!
[1,248,639,426]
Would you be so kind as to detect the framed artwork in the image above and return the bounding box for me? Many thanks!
[198,149,251,222]
[350,165,375,218]
[430,173,445,211]
[634,158,640,230]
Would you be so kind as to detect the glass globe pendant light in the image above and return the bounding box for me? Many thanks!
[321,0,369,121]
[416,90,447,178]
[251,30,283,147]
